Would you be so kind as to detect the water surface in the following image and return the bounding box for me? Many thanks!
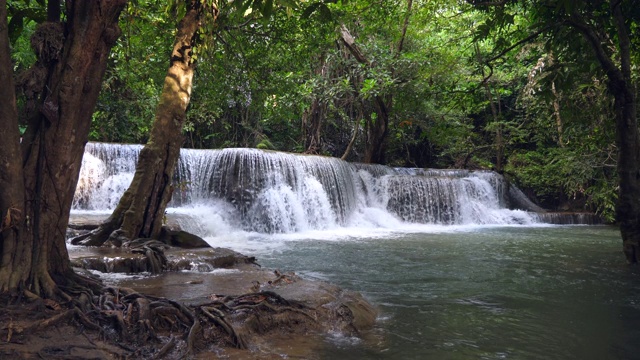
[240,225,640,359]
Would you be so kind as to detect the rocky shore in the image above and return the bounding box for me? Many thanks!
[60,214,379,358]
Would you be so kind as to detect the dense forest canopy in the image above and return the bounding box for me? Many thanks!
[97,0,624,223]
[4,1,638,228]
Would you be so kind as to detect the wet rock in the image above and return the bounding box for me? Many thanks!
[69,247,258,274]
[68,213,184,232]
[67,244,378,358]
[158,227,210,248]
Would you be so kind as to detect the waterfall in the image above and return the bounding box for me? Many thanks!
[73,142,539,234]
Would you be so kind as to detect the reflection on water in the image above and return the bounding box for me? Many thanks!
[250,226,640,359]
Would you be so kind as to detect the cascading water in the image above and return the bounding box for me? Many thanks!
[73,142,539,236]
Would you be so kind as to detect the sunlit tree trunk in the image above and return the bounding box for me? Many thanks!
[75,1,210,246]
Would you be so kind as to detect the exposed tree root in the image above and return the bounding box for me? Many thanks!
[153,335,176,359]
[2,284,321,359]
[27,307,100,332]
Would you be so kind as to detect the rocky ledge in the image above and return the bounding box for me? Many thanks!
[66,215,379,358]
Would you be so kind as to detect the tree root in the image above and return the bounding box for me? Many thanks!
[201,306,247,349]
[26,307,100,332]
[153,335,176,359]
[185,316,201,357]
[8,285,320,358]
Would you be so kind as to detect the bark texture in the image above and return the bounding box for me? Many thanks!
[75,2,208,246]
[0,0,126,297]
[0,0,27,294]
[568,1,639,263]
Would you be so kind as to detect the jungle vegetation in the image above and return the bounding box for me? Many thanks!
[2,0,639,305]
[80,0,634,225]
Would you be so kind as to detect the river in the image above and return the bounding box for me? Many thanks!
[204,225,640,360]
[73,143,639,359]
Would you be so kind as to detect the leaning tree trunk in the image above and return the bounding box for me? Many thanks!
[75,2,207,246]
[0,0,125,298]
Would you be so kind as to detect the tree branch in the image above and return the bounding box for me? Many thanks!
[564,13,623,85]
[483,27,548,64]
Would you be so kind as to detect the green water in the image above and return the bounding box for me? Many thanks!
[257,226,640,359]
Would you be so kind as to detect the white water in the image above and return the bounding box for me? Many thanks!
[73,142,542,249]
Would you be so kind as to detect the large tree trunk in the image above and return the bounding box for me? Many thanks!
[74,2,207,246]
[0,0,26,294]
[607,2,640,264]
[0,0,125,297]
[568,1,640,263]
[364,98,390,164]
[613,79,640,263]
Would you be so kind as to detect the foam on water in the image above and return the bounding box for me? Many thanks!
[73,142,542,252]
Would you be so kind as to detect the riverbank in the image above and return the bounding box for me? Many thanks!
[0,215,378,359]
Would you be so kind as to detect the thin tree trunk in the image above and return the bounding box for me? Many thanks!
[551,80,564,147]
[75,1,209,246]
[339,24,390,164]
[341,107,361,160]
[475,43,503,172]
[303,56,328,154]
[303,98,326,154]
[0,0,125,297]
[0,0,27,293]
[339,0,410,164]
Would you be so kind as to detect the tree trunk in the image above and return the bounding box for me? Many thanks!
[75,2,208,246]
[303,98,326,154]
[0,0,125,297]
[475,43,503,172]
[551,80,564,147]
[341,107,361,160]
[364,98,390,164]
[568,1,640,263]
[0,0,27,294]
[303,56,328,154]
[339,24,390,164]
[613,80,640,263]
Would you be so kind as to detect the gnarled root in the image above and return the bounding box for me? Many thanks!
[5,285,320,358]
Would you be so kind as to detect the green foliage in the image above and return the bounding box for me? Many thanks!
[71,0,633,217]
[91,1,174,143]
[6,0,46,45]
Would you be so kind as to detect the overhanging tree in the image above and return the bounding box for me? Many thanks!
[470,0,640,263]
